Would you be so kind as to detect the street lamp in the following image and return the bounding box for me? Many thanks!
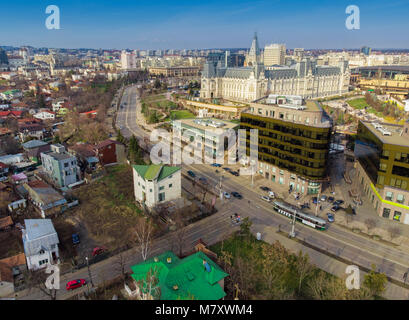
[289,209,297,238]
[85,256,94,287]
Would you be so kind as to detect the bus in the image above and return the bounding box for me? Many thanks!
[273,200,327,231]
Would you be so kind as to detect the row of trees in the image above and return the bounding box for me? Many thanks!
[364,92,404,119]
[216,219,388,300]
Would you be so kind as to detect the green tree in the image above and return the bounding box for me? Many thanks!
[239,217,252,237]
[154,79,161,89]
[363,264,387,298]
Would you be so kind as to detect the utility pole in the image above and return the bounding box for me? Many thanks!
[315,189,321,217]
[289,209,296,238]
[85,256,94,287]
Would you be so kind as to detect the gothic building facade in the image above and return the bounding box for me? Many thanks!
[200,34,350,102]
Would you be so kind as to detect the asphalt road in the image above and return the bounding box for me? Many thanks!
[17,85,409,299]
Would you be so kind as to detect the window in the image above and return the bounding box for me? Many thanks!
[385,191,393,201]
[377,175,385,185]
[382,208,391,218]
[396,194,405,204]
[382,150,390,158]
[279,177,284,185]
[395,152,401,160]
[149,189,152,192]
[64,163,68,168]
[159,186,164,191]
[158,192,165,202]
[379,163,387,172]
[169,184,173,188]
[393,211,402,221]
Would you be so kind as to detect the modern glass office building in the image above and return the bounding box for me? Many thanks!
[240,96,332,195]
[355,120,409,224]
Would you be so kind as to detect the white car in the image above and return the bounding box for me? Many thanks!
[269,191,275,198]
[223,192,231,199]
[261,195,271,202]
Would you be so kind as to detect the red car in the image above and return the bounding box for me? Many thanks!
[66,279,87,291]
[92,246,106,257]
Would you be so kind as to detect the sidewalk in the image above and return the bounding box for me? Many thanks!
[251,223,409,300]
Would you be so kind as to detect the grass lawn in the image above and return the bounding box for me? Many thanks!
[69,164,142,248]
[170,110,195,120]
[347,98,369,109]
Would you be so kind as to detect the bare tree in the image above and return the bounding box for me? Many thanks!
[23,269,57,300]
[136,266,161,300]
[114,252,129,281]
[294,251,314,294]
[173,209,187,257]
[134,217,153,261]
[364,219,377,234]
[388,226,401,242]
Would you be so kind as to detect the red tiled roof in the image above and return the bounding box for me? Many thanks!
[0,253,26,283]
[0,216,13,229]
[27,180,49,189]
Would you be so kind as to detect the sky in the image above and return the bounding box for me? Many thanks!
[1,0,409,50]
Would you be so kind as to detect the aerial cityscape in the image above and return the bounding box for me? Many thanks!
[1,0,409,307]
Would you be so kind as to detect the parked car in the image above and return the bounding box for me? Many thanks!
[269,191,276,198]
[260,186,271,192]
[328,196,335,203]
[72,233,80,245]
[312,197,320,204]
[187,170,196,178]
[320,195,328,202]
[223,192,231,199]
[327,213,335,223]
[333,199,344,206]
[211,163,222,167]
[223,167,231,172]
[92,246,106,257]
[199,177,208,184]
[66,279,87,291]
[261,195,271,202]
[230,170,239,176]
[331,205,341,212]
[231,192,243,199]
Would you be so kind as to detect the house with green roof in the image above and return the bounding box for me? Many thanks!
[127,250,229,300]
[132,164,181,208]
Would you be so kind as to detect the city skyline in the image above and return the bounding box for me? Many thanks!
[1,0,409,50]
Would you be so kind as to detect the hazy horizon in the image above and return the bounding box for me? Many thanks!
[1,0,409,50]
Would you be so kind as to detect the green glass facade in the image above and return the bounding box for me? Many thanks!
[240,113,332,181]
[355,121,409,191]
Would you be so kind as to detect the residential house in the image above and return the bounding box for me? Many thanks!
[22,219,60,270]
[0,216,13,231]
[22,139,50,163]
[0,90,22,100]
[23,180,67,217]
[33,111,55,120]
[94,139,126,166]
[11,173,28,185]
[18,119,46,142]
[40,144,81,188]
[133,164,181,209]
[0,127,12,138]
[80,110,98,119]
[0,162,9,182]
[0,253,27,297]
[126,250,228,300]
[0,110,23,119]
[67,143,99,173]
